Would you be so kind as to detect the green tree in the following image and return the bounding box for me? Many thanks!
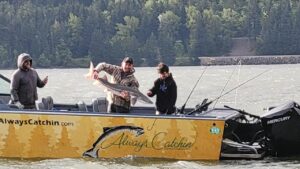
[89,28,111,63]
[277,0,293,54]
[67,13,83,58]
[294,3,300,54]
[111,16,140,64]
[0,45,9,67]
[221,8,245,37]
[258,0,293,54]
[246,0,262,40]
[203,9,231,55]
[37,53,51,67]
[55,39,72,66]
[157,10,181,64]
[139,33,159,66]
[158,10,181,40]
[188,14,208,58]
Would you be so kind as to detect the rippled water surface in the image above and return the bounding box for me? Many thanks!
[0,64,300,168]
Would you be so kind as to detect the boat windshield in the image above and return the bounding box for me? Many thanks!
[0,74,10,94]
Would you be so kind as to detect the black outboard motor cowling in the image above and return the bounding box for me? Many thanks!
[220,108,265,159]
[261,101,300,156]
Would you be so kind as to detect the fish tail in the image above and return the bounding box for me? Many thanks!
[84,61,95,79]
[82,147,99,158]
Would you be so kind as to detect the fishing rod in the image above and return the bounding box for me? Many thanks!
[224,105,260,119]
[179,66,207,114]
[213,60,242,108]
[187,69,270,115]
[234,59,242,106]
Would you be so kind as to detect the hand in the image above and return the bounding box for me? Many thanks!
[120,91,130,100]
[15,101,24,109]
[92,69,99,80]
[147,91,152,97]
[43,76,48,85]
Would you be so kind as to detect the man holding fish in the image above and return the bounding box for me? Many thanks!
[92,57,139,113]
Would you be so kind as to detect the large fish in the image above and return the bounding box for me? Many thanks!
[85,62,153,104]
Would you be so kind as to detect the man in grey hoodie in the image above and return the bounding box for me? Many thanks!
[10,53,48,109]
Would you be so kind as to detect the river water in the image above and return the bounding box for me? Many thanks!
[0,64,300,168]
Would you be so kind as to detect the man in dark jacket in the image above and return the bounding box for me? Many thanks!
[10,53,48,109]
[147,63,177,115]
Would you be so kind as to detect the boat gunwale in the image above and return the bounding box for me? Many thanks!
[0,109,228,121]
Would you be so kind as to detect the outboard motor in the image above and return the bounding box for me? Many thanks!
[220,106,266,159]
[261,101,300,156]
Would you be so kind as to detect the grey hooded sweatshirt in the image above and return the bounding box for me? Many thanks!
[10,53,46,108]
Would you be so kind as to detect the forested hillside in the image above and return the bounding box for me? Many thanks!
[0,0,299,68]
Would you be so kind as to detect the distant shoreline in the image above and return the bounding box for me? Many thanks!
[198,55,300,66]
[1,55,300,70]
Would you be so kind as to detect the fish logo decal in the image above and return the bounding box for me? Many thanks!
[85,62,153,104]
[83,125,144,158]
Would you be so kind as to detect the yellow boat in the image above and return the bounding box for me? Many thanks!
[0,74,266,160]
[0,107,228,160]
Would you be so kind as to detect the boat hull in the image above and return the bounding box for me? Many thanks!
[0,111,224,160]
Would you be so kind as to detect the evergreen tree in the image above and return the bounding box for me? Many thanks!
[0,0,298,68]
[293,3,300,54]
[246,0,262,40]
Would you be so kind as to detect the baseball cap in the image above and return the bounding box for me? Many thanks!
[123,57,133,64]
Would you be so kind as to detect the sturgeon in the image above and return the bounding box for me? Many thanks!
[85,62,153,104]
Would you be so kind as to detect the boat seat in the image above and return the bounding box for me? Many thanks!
[77,101,88,112]
[36,96,54,110]
[92,97,108,112]
[35,101,45,110]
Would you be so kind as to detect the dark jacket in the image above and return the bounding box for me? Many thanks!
[10,54,46,107]
[148,74,177,114]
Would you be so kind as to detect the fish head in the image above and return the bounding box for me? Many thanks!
[134,127,144,136]
[102,74,108,81]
